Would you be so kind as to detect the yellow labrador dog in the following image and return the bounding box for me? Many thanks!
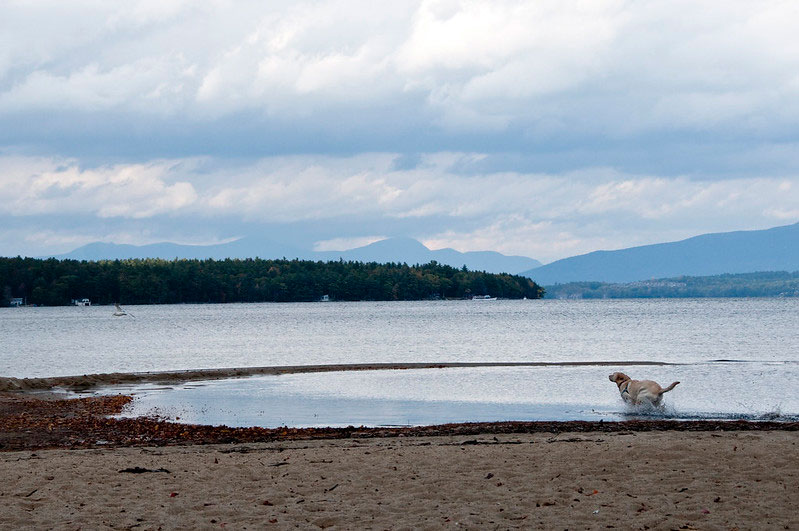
[609,372,679,407]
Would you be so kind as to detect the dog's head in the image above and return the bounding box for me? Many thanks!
[608,372,630,385]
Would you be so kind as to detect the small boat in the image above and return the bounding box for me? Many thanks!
[471,295,497,301]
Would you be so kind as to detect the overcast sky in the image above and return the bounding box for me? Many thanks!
[2,0,798,263]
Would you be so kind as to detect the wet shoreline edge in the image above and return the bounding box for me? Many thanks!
[0,361,683,392]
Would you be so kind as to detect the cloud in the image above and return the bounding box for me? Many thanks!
[313,236,387,252]
[0,156,198,218]
[1,58,197,113]
[2,1,798,150]
[2,153,797,261]
[2,2,799,260]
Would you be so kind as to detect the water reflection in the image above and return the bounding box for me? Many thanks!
[109,364,799,427]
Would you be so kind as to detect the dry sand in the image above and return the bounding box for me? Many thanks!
[2,430,796,530]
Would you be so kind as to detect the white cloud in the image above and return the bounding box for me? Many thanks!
[2,1,798,135]
[0,57,197,113]
[313,236,386,252]
[2,153,797,261]
[4,2,798,260]
[422,218,603,263]
[0,156,198,218]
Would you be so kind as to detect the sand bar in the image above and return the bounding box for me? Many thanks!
[0,360,684,392]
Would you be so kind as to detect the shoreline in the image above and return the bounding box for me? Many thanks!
[1,391,797,452]
[3,388,796,527]
[0,360,691,392]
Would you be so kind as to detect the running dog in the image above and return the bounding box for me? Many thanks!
[608,372,679,407]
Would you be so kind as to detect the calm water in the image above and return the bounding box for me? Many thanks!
[2,299,798,425]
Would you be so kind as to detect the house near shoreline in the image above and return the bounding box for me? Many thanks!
[71,298,91,306]
[9,298,24,307]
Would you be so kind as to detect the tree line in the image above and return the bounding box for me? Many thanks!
[544,271,799,299]
[0,257,544,306]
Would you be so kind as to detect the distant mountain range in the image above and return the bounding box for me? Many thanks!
[51,237,542,275]
[38,221,799,282]
[522,222,799,285]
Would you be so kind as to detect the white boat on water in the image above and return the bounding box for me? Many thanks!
[471,295,497,300]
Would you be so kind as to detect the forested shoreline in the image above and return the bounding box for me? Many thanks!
[0,257,544,306]
[544,271,799,299]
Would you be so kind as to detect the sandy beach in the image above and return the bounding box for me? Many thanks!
[2,430,796,529]
[1,389,797,529]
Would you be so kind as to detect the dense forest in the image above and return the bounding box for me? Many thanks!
[0,257,544,306]
[544,271,799,299]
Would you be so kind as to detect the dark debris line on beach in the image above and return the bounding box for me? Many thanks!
[1,393,796,452]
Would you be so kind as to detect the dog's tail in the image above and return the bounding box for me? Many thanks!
[660,381,680,394]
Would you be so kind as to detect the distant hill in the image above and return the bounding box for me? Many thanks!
[545,271,799,299]
[522,222,799,284]
[49,237,542,275]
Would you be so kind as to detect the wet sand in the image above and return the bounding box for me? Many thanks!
[2,390,795,452]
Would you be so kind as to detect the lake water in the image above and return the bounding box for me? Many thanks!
[2,299,798,426]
